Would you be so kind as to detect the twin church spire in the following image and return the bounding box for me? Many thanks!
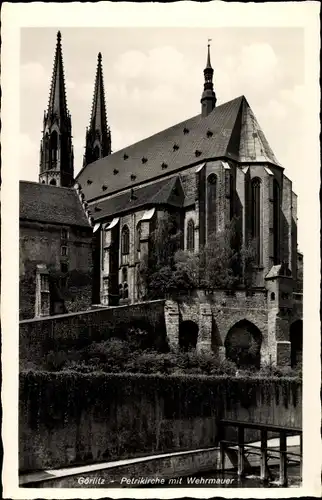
[39,32,111,187]
[39,34,216,186]
[39,31,74,187]
[83,52,112,168]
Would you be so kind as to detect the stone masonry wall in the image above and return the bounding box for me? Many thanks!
[20,221,93,319]
[20,299,167,368]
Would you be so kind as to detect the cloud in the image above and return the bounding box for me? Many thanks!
[221,43,282,100]
[280,85,305,109]
[20,62,49,88]
[20,61,75,92]
[114,46,190,85]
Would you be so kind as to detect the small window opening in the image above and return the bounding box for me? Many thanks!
[113,169,119,175]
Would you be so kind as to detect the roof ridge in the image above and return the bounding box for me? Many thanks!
[20,180,76,192]
[76,95,245,180]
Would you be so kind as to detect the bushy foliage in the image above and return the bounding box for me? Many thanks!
[139,215,257,299]
[42,338,301,379]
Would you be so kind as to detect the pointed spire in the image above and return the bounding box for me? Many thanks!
[47,31,68,119]
[206,42,212,69]
[90,52,108,135]
[83,52,111,167]
[201,40,217,117]
[39,31,74,187]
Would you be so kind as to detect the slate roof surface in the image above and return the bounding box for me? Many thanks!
[90,176,184,222]
[76,95,281,203]
[20,181,90,228]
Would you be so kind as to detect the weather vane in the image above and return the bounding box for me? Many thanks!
[208,38,212,46]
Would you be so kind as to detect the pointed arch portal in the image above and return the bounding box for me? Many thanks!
[225,319,262,368]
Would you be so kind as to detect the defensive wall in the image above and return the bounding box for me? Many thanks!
[20,290,302,368]
[19,371,301,472]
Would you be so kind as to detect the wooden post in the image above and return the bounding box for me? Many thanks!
[237,425,245,477]
[260,429,268,481]
[279,431,288,486]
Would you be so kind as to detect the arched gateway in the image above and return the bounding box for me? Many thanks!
[225,320,262,368]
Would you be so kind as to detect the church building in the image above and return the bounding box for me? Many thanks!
[75,43,299,308]
[19,32,303,367]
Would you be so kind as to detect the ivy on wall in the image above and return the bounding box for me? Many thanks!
[20,371,301,430]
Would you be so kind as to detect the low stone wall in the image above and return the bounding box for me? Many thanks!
[20,447,231,488]
[19,372,302,473]
[19,299,167,368]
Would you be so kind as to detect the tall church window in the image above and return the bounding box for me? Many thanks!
[121,267,129,299]
[207,174,217,236]
[50,131,58,164]
[187,219,195,251]
[121,225,130,255]
[273,179,280,264]
[251,177,261,265]
[230,174,234,220]
[136,223,141,255]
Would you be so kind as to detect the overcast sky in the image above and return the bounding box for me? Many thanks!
[19,24,311,250]
[20,27,305,180]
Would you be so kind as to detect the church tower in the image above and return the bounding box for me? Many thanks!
[39,31,74,187]
[201,42,217,117]
[83,52,111,167]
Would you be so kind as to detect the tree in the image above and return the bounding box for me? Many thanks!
[138,212,182,299]
[139,214,257,299]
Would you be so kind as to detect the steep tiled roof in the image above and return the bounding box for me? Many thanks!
[77,96,244,201]
[20,181,90,228]
[76,95,281,203]
[89,176,184,222]
[239,99,281,164]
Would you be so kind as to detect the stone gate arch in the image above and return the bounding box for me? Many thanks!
[224,319,262,368]
[179,320,199,351]
[290,319,303,368]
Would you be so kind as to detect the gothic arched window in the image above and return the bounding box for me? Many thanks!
[49,178,57,186]
[187,219,195,251]
[121,225,130,255]
[207,173,217,237]
[50,131,58,164]
[251,177,261,265]
[136,223,141,254]
[122,267,128,283]
[273,179,280,265]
